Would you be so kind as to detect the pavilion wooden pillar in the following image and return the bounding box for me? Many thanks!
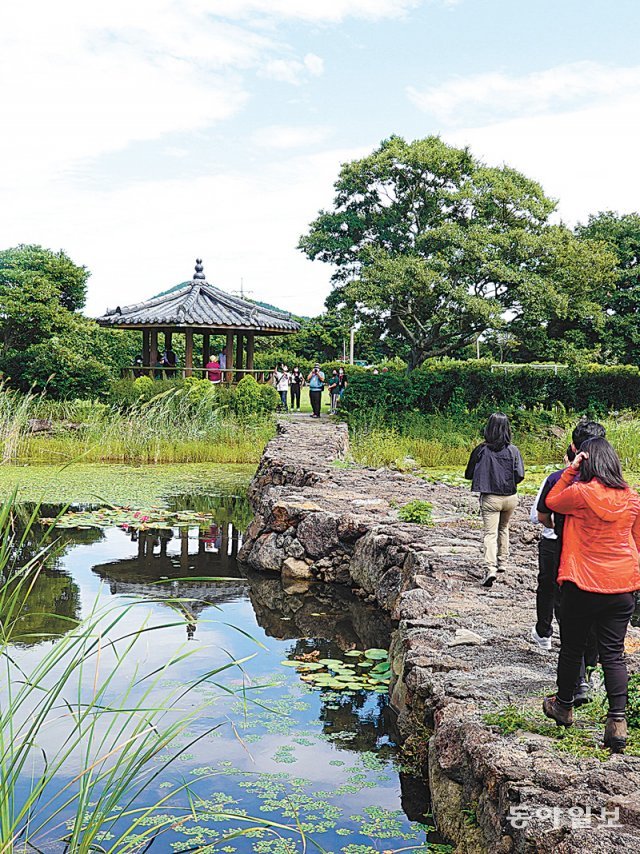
[185,328,193,377]
[142,330,150,374]
[165,331,173,353]
[236,334,244,382]
[202,333,210,370]
[150,329,158,375]
[246,333,255,374]
[225,332,234,383]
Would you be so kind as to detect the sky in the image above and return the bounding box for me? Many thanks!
[1,0,639,318]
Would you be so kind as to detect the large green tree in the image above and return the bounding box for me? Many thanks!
[300,136,616,369]
[0,244,133,397]
[575,212,640,364]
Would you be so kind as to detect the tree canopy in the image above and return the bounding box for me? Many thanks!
[299,136,617,369]
[0,245,137,397]
[575,212,640,365]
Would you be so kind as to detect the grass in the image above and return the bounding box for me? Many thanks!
[349,410,640,482]
[484,672,640,761]
[0,385,276,465]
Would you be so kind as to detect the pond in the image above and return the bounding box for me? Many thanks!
[1,468,449,854]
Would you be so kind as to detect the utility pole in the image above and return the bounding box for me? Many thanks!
[349,327,355,365]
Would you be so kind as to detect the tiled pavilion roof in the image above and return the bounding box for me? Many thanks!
[96,260,300,333]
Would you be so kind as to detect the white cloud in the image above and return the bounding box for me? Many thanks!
[252,125,332,149]
[261,52,325,85]
[0,147,365,320]
[445,92,640,225]
[408,61,640,124]
[0,1,271,190]
[209,0,420,23]
[303,53,325,76]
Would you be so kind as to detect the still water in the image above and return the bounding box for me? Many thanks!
[4,489,446,854]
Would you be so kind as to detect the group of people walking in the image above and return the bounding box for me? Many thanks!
[465,413,640,754]
[273,364,347,416]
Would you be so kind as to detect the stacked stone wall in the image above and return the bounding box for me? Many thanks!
[240,419,640,853]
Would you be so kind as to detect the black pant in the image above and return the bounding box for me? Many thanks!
[290,384,301,409]
[309,390,322,417]
[557,582,635,718]
[536,538,562,639]
[537,538,598,688]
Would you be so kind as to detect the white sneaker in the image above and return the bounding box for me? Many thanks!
[531,626,552,651]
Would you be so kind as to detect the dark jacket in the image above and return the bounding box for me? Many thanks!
[465,443,524,495]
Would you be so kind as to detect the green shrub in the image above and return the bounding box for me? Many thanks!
[340,361,640,420]
[397,500,433,524]
[233,375,278,417]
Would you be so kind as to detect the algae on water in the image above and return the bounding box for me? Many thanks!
[0,462,256,507]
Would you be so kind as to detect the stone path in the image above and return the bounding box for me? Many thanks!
[240,419,640,853]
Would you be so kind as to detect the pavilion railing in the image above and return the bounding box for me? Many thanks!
[122,366,275,384]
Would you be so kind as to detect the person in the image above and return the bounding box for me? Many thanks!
[328,369,340,414]
[133,353,144,378]
[307,364,325,418]
[164,347,178,377]
[530,422,605,702]
[274,364,291,411]
[206,357,222,383]
[542,438,640,753]
[338,367,348,402]
[464,413,524,587]
[154,354,166,379]
[290,367,303,410]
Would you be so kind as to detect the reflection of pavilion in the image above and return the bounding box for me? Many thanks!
[92,527,248,634]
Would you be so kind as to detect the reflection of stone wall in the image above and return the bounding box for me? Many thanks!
[243,419,640,854]
[243,567,392,651]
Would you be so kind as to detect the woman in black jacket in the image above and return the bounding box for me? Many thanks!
[465,413,525,587]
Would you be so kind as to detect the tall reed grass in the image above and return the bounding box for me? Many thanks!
[0,496,316,852]
[350,410,640,471]
[0,386,275,465]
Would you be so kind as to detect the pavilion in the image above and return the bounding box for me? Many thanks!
[96,259,300,380]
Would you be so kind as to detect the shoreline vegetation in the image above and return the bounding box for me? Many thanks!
[0,378,277,465]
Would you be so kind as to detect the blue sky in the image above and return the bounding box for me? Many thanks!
[1,0,639,317]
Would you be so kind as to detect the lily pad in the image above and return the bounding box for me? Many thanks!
[344,650,363,657]
[364,648,389,661]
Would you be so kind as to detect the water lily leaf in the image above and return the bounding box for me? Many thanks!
[297,662,324,671]
[280,661,302,667]
[364,648,388,661]
[318,658,345,667]
[357,661,374,669]
[344,650,363,657]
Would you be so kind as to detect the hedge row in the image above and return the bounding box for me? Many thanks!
[339,361,640,418]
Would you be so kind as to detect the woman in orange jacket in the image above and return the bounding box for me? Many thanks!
[542,438,640,752]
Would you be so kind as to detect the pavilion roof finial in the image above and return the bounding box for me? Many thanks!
[193,258,206,281]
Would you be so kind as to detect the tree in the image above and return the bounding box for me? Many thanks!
[300,136,616,369]
[0,245,118,397]
[0,244,88,312]
[575,212,640,364]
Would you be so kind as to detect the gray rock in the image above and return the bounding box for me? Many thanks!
[296,512,339,559]
[247,533,284,572]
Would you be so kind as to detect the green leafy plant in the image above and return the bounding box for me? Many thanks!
[397,500,433,525]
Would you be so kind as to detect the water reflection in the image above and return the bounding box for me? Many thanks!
[1,504,105,646]
[4,492,439,850]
